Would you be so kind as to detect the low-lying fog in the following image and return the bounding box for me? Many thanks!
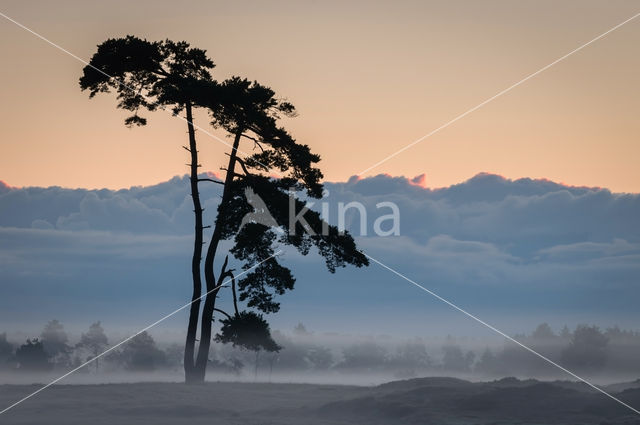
[1,321,638,386]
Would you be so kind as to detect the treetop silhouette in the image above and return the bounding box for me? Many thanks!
[79,36,215,126]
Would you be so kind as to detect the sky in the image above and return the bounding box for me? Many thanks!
[0,0,639,191]
[0,0,639,350]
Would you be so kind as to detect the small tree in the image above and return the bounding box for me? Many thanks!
[293,322,310,337]
[77,322,109,372]
[531,323,555,340]
[560,325,572,340]
[15,339,51,372]
[118,331,166,372]
[40,320,71,367]
[441,344,474,373]
[215,311,280,378]
[475,348,501,376]
[0,333,13,369]
[561,325,608,373]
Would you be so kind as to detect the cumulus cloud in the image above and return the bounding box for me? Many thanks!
[321,173,640,259]
[0,175,223,234]
[0,173,639,331]
[3,172,638,249]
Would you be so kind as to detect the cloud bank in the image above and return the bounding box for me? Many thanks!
[1,173,638,336]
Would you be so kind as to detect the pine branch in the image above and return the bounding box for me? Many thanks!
[198,178,224,185]
[213,308,231,319]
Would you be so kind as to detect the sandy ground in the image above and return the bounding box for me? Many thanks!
[1,377,640,424]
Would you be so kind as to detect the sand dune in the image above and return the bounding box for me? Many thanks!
[1,377,639,424]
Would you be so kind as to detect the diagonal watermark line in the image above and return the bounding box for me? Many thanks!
[357,11,640,176]
[364,252,640,416]
[0,10,276,175]
[0,251,282,416]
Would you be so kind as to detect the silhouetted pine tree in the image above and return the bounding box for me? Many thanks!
[189,77,368,382]
[79,36,218,383]
[80,38,369,384]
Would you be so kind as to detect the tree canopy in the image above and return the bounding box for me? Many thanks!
[79,36,216,126]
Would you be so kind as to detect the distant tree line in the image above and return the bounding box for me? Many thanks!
[0,320,168,373]
[2,321,639,380]
[209,322,640,380]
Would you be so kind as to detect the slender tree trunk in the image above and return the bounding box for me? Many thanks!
[193,128,243,382]
[184,101,204,384]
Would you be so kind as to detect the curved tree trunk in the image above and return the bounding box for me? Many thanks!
[193,129,242,382]
[184,101,204,384]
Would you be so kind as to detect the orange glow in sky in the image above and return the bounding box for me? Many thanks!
[1,0,639,192]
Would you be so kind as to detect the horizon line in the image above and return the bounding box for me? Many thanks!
[1,171,629,194]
